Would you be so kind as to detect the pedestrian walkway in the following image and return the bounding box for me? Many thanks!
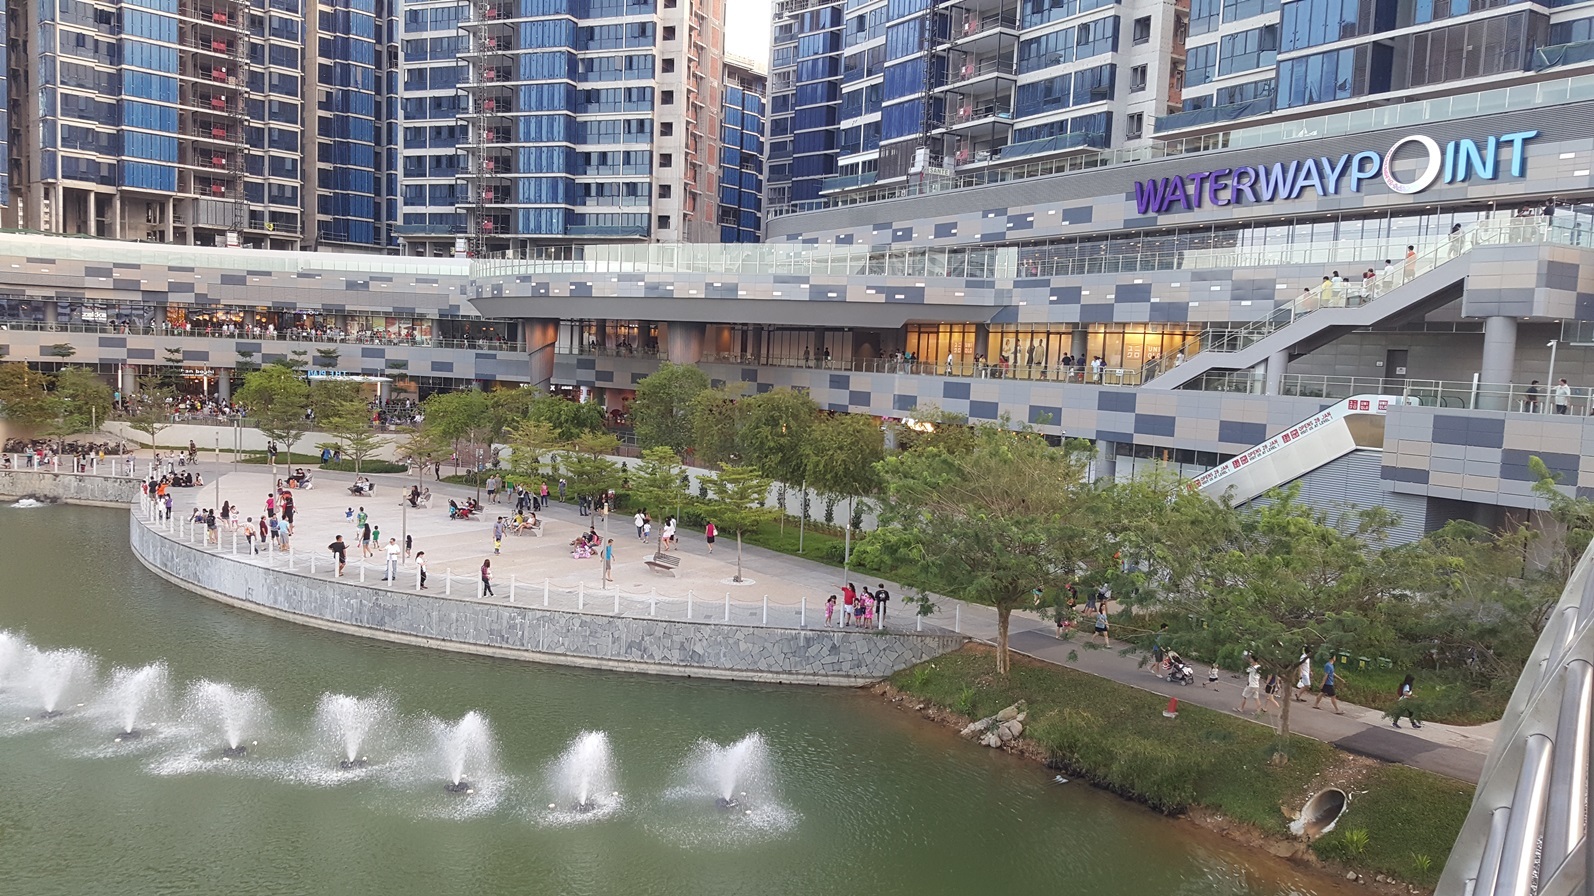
[144,449,1493,783]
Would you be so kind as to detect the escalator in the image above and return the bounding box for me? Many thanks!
[1191,394,1402,505]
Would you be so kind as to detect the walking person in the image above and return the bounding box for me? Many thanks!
[1264,672,1283,713]
[704,521,717,554]
[1294,652,1312,702]
[1312,656,1345,714]
[361,523,373,558]
[1092,607,1110,646]
[416,551,428,589]
[602,538,615,584]
[383,537,400,581]
[634,510,646,541]
[1389,674,1423,728]
[1237,659,1264,715]
[493,517,504,555]
[328,535,348,576]
[480,558,494,597]
[244,517,257,553]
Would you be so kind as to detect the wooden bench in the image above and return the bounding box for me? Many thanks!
[644,552,680,575]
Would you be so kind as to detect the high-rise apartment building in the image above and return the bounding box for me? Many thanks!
[768,0,1594,215]
[453,0,727,254]
[307,0,398,251]
[396,0,469,255]
[718,54,764,242]
[5,0,306,248]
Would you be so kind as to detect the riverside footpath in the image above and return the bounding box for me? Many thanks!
[21,452,1493,781]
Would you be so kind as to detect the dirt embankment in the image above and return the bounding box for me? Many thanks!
[871,680,1431,896]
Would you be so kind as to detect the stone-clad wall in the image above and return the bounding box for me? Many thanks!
[0,470,141,506]
[128,515,964,686]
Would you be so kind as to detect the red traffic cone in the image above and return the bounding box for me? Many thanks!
[1162,697,1179,719]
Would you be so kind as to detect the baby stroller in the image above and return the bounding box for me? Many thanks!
[1165,652,1195,686]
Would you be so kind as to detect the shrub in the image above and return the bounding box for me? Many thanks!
[320,460,407,474]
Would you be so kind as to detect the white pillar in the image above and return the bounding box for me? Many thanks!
[762,595,768,625]
[445,570,452,595]
[650,589,657,616]
[801,597,806,628]
[543,578,549,607]
[509,575,516,602]
[578,582,585,610]
[724,593,730,621]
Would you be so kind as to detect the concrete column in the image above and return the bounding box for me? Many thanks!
[664,321,706,364]
[109,193,122,240]
[1479,315,1518,410]
[1096,440,1118,481]
[1070,327,1088,361]
[1264,349,1289,395]
[525,318,558,387]
[87,191,97,237]
[218,371,231,403]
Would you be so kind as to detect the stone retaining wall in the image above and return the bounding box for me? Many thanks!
[128,515,964,685]
[0,470,140,507]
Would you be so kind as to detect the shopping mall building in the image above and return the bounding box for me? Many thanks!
[5,81,1594,539]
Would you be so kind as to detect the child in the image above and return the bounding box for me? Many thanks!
[346,506,355,521]
[1206,662,1220,688]
[825,595,837,626]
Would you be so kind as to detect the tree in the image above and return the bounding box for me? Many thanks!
[0,363,61,433]
[1164,485,1405,748]
[1529,455,1594,581]
[528,392,606,441]
[688,385,746,467]
[630,446,689,543]
[805,412,885,565]
[235,365,313,463]
[703,464,778,583]
[559,431,621,506]
[738,388,819,533]
[314,348,341,368]
[235,350,260,374]
[53,366,113,436]
[631,362,710,451]
[395,426,450,483]
[46,343,76,358]
[124,386,177,449]
[870,424,1096,674]
[422,390,493,473]
[319,414,387,473]
[505,418,560,484]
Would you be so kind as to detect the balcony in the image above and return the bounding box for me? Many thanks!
[936,101,1014,131]
[941,55,1017,90]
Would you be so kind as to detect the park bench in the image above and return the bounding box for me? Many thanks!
[644,551,680,576]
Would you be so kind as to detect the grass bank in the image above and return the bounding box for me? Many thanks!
[890,648,1471,889]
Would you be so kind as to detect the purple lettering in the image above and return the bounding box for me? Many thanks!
[1133,178,1170,215]
[1319,155,1349,195]
[1231,166,1257,205]
[1186,171,1212,208]
[1255,161,1298,202]
[1207,168,1232,207]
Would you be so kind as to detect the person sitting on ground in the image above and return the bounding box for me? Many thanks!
[407,485,421,508]
[194,472,204,487]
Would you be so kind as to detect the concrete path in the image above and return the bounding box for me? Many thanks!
[140,447,1493,784]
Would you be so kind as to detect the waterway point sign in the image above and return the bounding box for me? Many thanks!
[1133,130,1537,215]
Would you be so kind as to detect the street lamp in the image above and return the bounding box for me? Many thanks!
[1547,340,1559,415]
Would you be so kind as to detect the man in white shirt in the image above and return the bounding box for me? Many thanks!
[1237,659,1264,715]
[1554,378,1573,415]
[383,537,401,581]
[634,511,646,540]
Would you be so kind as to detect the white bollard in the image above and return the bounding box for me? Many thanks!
[445,570,452,595]
[650,589,657,617]
[614,590,620,614]
[916,613,922,632]
[762,595,768,625]
[578,582,585,611]
[309,555,316,575]
[509,575,516,602]
[92,459,98,475]
[359,563,365,583]
[232,531,238,554]
[416,566,422,590]
[801,597,806,628]
[724,593,730,622]
[543,578,549,607]
[477,580,484,600]
[955,604,961,633]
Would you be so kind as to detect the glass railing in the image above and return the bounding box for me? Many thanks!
[1144,217,1591,384]
[771,71,1594,218]
[0,319,520,352]
[1190,372,1594,415]
[0,232,469,276]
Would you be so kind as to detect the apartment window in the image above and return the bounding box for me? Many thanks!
[657,214,672,229]
[664,0,676,5]
[660,153,673,167]
[661,90,675,104]
[1133,16,1151,44]
[662,25,676,40]
[1126,112,1144,138]
[662,58,675,73]
[659,121,674,136]
[1130,64,1147,92]
[658,184,672,198]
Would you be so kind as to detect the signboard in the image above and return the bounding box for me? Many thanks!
[1133,131,1537,215]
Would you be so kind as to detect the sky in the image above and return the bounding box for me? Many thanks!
[725,0,774,68]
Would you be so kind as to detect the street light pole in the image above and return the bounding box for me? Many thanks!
[1547,339,1560,415]
[214,435,220,511]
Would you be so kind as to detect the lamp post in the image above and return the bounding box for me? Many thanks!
[1547,339,1559,415]
[214,434,220,511]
